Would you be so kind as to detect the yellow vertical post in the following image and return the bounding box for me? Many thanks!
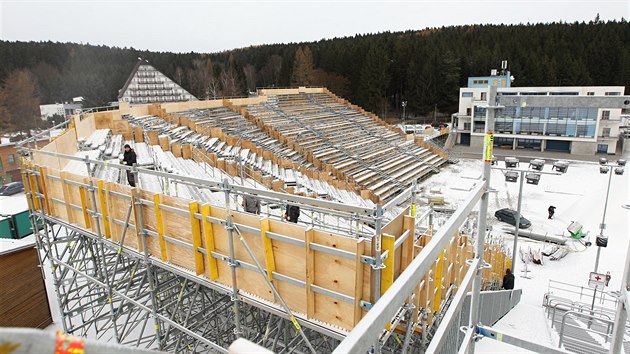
[21,162,34,211]
[380,234,396,295]
[305,228,315,319]
[433,251,445,313]
[201,204,218,280]
[28,172,40,210]
[353,239,365,325]
[38,167,51,214]
[189,201,204,275]
[60,172,74,224]
[97,180,111,238]
[154,194,167,260]
[260,218,276,281]
[78,183,91,229]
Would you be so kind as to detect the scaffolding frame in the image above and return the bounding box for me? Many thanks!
[21,144,435,353]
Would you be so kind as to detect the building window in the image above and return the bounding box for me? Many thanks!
[7,154,15,164]
[601,110,610,120]
[462,92,473,97]
[605,92,621,96]
[463,122,471,130]
[602,128,611,137]
[481,92,487,101]
[587,92,595,96]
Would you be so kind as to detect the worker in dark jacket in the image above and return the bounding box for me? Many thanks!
[548,205,556,219]
[122,144,137,187]
[502,269,515,290]
[284,204,300,223]
[242,194,261,214]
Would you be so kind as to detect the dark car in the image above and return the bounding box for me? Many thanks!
[0,182,25,196]
[495,208,531,229]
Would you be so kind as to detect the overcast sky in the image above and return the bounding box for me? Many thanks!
[1,0,628,53]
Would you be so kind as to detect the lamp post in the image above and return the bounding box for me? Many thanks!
[492,163,563,284]
[401,101,407,124]
[591,160,625,313]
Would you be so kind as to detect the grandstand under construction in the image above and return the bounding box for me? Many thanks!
[19,86,512,353]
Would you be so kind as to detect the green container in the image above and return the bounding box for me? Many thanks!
[13,210,35,239]
[0,217,12,239]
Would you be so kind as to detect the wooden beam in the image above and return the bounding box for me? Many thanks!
[260,218,276,282]
[432,251,445,313]
[60,172,74,224]
[380,234,396,295]
[189,201,204,275]
[78,181,91,229]
[354,239,365,325]
[201,204,219,280]
[305,228,315,319]
[37,167,51,215]
[154,194,167,261]
[97,180,111,239]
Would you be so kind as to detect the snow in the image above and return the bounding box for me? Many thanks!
[422,157,630,352]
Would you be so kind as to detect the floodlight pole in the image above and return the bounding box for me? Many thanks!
[467,85,497,354]
[591,165,616,314]
[511,170,525,282]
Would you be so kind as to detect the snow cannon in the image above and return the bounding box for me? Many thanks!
[568,221,591,246]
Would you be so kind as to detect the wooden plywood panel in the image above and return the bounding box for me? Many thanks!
[63,172,88,228]
[161,194,195,271]
[137,189,161,258]
[311,230,358,330]
[107,183,137,247]
[45,168,68,220]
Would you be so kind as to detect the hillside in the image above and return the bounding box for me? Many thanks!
[1,20,629,117]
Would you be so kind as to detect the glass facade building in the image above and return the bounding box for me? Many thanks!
[473,106,598,138]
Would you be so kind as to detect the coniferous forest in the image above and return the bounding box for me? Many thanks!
[1,20,629,132]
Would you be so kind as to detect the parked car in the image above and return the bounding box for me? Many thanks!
[0,182,25,196]
[495,208,531,229]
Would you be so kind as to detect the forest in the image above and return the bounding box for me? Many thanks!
[1,19,629,132]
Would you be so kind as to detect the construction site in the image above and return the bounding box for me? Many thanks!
[16,84,521,354]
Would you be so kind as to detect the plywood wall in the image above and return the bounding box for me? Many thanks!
[27,164,509,333]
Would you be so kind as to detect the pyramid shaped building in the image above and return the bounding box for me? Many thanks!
[118,59,197,104]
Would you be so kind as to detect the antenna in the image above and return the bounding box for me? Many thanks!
[501,60,508,70]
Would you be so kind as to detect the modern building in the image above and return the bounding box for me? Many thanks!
[453,71,630,155]
[39,102,82,120]
[118,59,197,104]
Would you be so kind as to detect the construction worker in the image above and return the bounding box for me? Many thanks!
[284,204,300,223]
[242,194,260,214]
[121,144,137,187]
[548,205,556,219]
[502,269,515,290]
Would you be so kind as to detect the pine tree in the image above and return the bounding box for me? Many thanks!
[0,69,41,133]
[356,44,390,114]
[291,46,315,85]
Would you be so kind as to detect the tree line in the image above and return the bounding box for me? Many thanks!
[1,19,629,133]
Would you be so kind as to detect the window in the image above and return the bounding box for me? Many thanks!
[481,92,487,101]
[466,108,472,116]
[463,122,471,131]
[473,79,489,85]
[602,128,611,137]
[601,110,610,120]
[605,92,621,96]
[587,92,595,96]
[7,154,15,164]
[462,92,473,97]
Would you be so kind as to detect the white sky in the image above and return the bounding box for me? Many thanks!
[1,0,629,53]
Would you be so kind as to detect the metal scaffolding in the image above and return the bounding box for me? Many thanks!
[21,146,432,353]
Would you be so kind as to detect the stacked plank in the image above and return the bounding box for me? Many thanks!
[125,111,378,213]
[244,92,446,202]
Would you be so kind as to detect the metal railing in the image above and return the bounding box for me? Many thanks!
[426,289,522,354]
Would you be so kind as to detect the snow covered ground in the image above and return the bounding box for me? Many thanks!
[422,157,630,352]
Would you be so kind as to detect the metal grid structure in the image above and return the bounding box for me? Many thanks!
[20,145,439,353]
